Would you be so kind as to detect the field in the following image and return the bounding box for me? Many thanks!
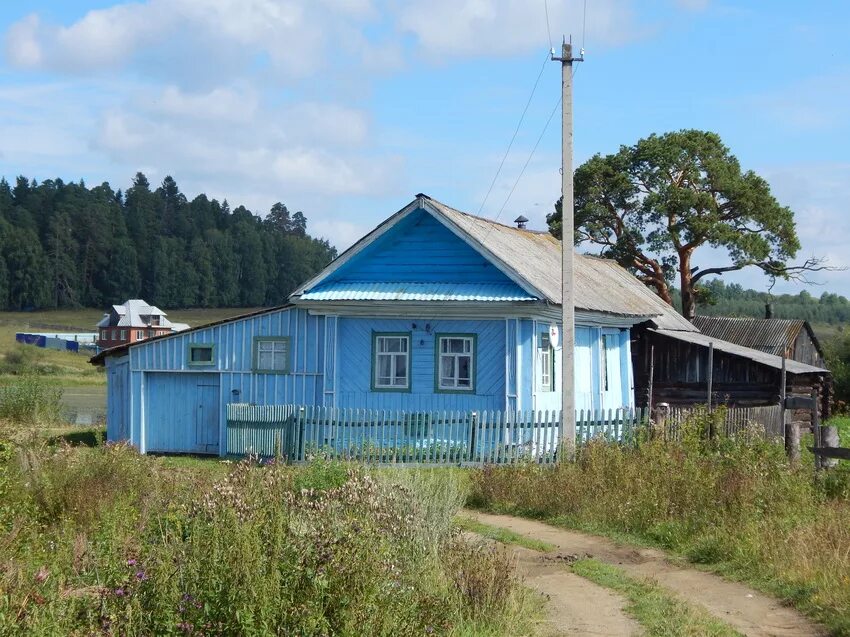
[0,308,260,422]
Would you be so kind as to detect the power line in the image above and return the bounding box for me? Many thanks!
[476,51,550,216]
[494,94,562,223]
[544,0,553,50]
[582,0,588,51]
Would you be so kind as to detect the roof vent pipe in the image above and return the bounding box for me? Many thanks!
[514,215,529,229]
[765,302,774,319]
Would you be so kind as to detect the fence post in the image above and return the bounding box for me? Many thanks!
[812,387,822,471]
[468,411,478,464]
[707,342,715,439]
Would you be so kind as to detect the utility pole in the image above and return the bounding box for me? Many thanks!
[553,40,582,461]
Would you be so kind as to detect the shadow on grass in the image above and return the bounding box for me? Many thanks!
[47,426,105,447]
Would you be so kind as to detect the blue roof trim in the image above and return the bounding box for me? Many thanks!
[301,281,536,302]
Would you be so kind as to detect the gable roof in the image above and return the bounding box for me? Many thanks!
[292,194,696,330]
[96,299,188,330]
[691,316,822,357]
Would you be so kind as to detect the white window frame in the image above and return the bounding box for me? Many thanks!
[539,332,554,392]
[436,335,475,392]
[119,329,126,340]
[372,333,410,391]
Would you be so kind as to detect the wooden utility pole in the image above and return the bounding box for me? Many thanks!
[553,41,582,460]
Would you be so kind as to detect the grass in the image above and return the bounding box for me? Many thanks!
[571,559,743,637]
[467,415,850,635]
[455,517,557,553]
[0,415,538,636]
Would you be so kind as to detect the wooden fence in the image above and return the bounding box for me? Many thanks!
[665,405,784,440]
[225,404,649,465]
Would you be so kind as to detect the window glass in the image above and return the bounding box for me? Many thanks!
[255,339,290,372]
[438,336,474,391]
[374,335,409,389]
[189,345,214,364]
[601,334,610,391]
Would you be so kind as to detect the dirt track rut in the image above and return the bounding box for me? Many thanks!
[463,510,827,637]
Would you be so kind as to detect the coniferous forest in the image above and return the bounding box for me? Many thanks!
[0,173,337,311]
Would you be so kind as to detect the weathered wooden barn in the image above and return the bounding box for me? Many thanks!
[631,321,831,419]
[92,194,682,455]
[691,316,825,368]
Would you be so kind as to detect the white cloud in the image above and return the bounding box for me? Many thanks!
[3,0,385,82]
[310,218,371,251]
[396,0,642,59]
[745,72,850,131]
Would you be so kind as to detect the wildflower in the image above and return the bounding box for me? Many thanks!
[115,588,125,597]
[127,558,137,566]
[136,571,148,581]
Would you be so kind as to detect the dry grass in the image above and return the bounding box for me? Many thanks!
[467,421,850,635]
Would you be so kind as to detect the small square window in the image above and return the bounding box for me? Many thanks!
[253,337,290,373]
[188,344,214,366]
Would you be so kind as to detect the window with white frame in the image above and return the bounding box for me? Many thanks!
[539,332,554,392]
[119,329,126,340]
[437,335,474,391]
[254,338,290,373]
[373,333,410,390]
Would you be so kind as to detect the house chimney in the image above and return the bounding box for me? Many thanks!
[514,215,529,229]
[765,302,774,319]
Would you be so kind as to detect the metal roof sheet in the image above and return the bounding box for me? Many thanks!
[302,281,536,302]
[691,316,811,355]
[424,196,697,330]
[650,328,828,375]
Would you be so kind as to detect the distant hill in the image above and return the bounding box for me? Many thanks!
[0,173,337,311]
[681,279,850,326]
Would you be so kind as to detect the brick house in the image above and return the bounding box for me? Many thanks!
[96,300,189,349]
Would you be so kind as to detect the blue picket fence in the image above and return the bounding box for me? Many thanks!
[225,404,649,465]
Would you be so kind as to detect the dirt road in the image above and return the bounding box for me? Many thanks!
[462,510,827,637]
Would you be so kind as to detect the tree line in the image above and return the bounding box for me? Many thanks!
[0,173,337,311]
[689,279,850,326]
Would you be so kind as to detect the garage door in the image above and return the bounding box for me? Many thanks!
[145,373,220,454]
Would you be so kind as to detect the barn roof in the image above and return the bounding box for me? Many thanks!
[294,194,696,330]
[650,327,828,375]
[691,316,821,356]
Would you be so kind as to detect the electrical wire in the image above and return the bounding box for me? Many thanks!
[544,0,554,50]
[476,51,550,216]
[494,95,562,223]
[582,0,588,51]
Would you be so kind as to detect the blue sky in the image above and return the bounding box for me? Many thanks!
[1,0,848,296]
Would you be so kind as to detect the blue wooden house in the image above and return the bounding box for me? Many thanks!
[92,194,691,455]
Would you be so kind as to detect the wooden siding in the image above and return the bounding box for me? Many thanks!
[322,209,527,288]
[145,373,220,454]
[106,356,130,442]
[335,317,506,411]
[792,328,825,368]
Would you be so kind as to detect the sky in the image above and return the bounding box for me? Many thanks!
[0,0,848,297]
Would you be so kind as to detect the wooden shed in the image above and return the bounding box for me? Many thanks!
[632,323,831,423]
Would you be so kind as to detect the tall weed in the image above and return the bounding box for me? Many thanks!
[0,444,533,636]
[0,375,62,424]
